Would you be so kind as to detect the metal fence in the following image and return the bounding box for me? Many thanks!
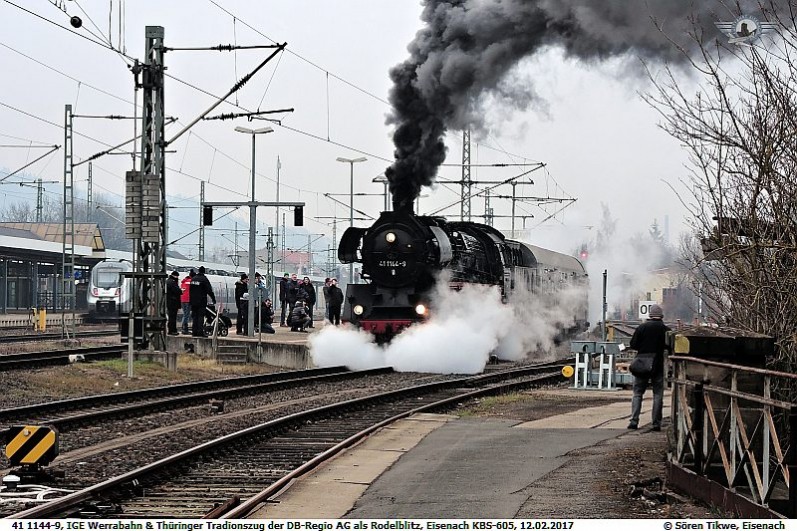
[669,355,797,517]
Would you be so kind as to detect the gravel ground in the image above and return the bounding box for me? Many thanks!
[0,353,285,408]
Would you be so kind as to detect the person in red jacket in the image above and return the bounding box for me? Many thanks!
[180,269,195,335]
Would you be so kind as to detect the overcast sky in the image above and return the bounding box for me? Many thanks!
[0,0,705,261]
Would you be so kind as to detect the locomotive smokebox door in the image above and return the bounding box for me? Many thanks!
[5,425,60,467]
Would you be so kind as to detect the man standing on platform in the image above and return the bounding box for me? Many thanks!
[189,266,216,337]
[166,271,182,336]
[302,277,316,328]
[322,278,331,322]
[327,278,343,326]
[628,304,670,431]
[286,273,301,316]
[278,273,290,327]
[179,269,194,335]
[234,273,248,335]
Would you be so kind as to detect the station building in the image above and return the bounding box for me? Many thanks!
[0,222,106,313]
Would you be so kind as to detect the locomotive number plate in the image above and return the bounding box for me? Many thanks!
[378,260,407,267]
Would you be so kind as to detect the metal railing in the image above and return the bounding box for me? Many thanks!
[670,355,797,517]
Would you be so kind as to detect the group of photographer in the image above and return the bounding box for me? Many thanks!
[234,272,275,335]
[274,273,344,332]
[215,272,345,335]
[166,269,346,337]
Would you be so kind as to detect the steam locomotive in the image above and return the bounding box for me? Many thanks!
[338,208,589,343]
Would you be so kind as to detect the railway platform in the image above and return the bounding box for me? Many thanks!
[249,388,672,519]
[165,321,322,368]
[0,310,86,329]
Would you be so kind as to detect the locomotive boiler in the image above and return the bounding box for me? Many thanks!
[338,207,589,343]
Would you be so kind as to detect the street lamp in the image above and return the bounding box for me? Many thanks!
[235,125,274,336]
[372,174,390,212]
[336,156,367,284]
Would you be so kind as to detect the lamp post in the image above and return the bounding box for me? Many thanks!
[336,156,367,284]
[372,174,390,212]
[235,125,274,336]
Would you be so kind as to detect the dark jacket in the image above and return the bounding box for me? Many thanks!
[166,277,182,308]
[296,285,309,303]
[286,280,300,305]
[327,285,344,307]
[234,280,248,307]
[322,284,330,304]
[630,318,671,375]
[290,303,309,322]
[278,277,290,303]
[189,272,216,306]
[261,303,275,325]
[302,282,316,306]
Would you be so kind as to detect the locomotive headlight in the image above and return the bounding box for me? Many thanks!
[385,232,396,243]
[353,304,365,316]
[415,304,427,316]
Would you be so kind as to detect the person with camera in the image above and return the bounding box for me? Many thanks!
[289,299,311,332]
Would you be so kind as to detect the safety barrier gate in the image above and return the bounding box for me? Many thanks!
[669,355,797,517]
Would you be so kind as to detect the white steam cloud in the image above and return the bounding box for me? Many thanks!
[310,269,586,374]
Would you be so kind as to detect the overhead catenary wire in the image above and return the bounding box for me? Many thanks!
[168,207,241,246]
[205,0,547,166]
[72,0,114,48]
[3,3,558,237]
[0,40,133,106]
[0,130,55,145]
[3,0,136,62]
[5,3,544,173]
[0,144,58,148]
[165,42,287,147]
[0,145,60,183]
[0,18,540,211]
[207,0,391,106]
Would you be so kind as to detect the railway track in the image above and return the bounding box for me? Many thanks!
[0,344,125,370]
[0,366,386,438]
[0,330,119,344]
[7,361,568,519]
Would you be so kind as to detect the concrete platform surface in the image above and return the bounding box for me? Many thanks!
[250,388,669,519]
[193,319,329,344]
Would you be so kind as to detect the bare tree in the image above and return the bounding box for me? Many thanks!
[594,203,617,253]
[0,186,130,251]
[644,8,797,371]
[0,201,37,222]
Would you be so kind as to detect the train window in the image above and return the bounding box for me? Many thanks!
[95,269,123,288]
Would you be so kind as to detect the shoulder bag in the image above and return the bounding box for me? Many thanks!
[629,352,656,378]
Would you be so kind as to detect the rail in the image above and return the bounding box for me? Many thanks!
[669,355,797,517]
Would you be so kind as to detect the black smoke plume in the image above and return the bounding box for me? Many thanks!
[385,0,768,212]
